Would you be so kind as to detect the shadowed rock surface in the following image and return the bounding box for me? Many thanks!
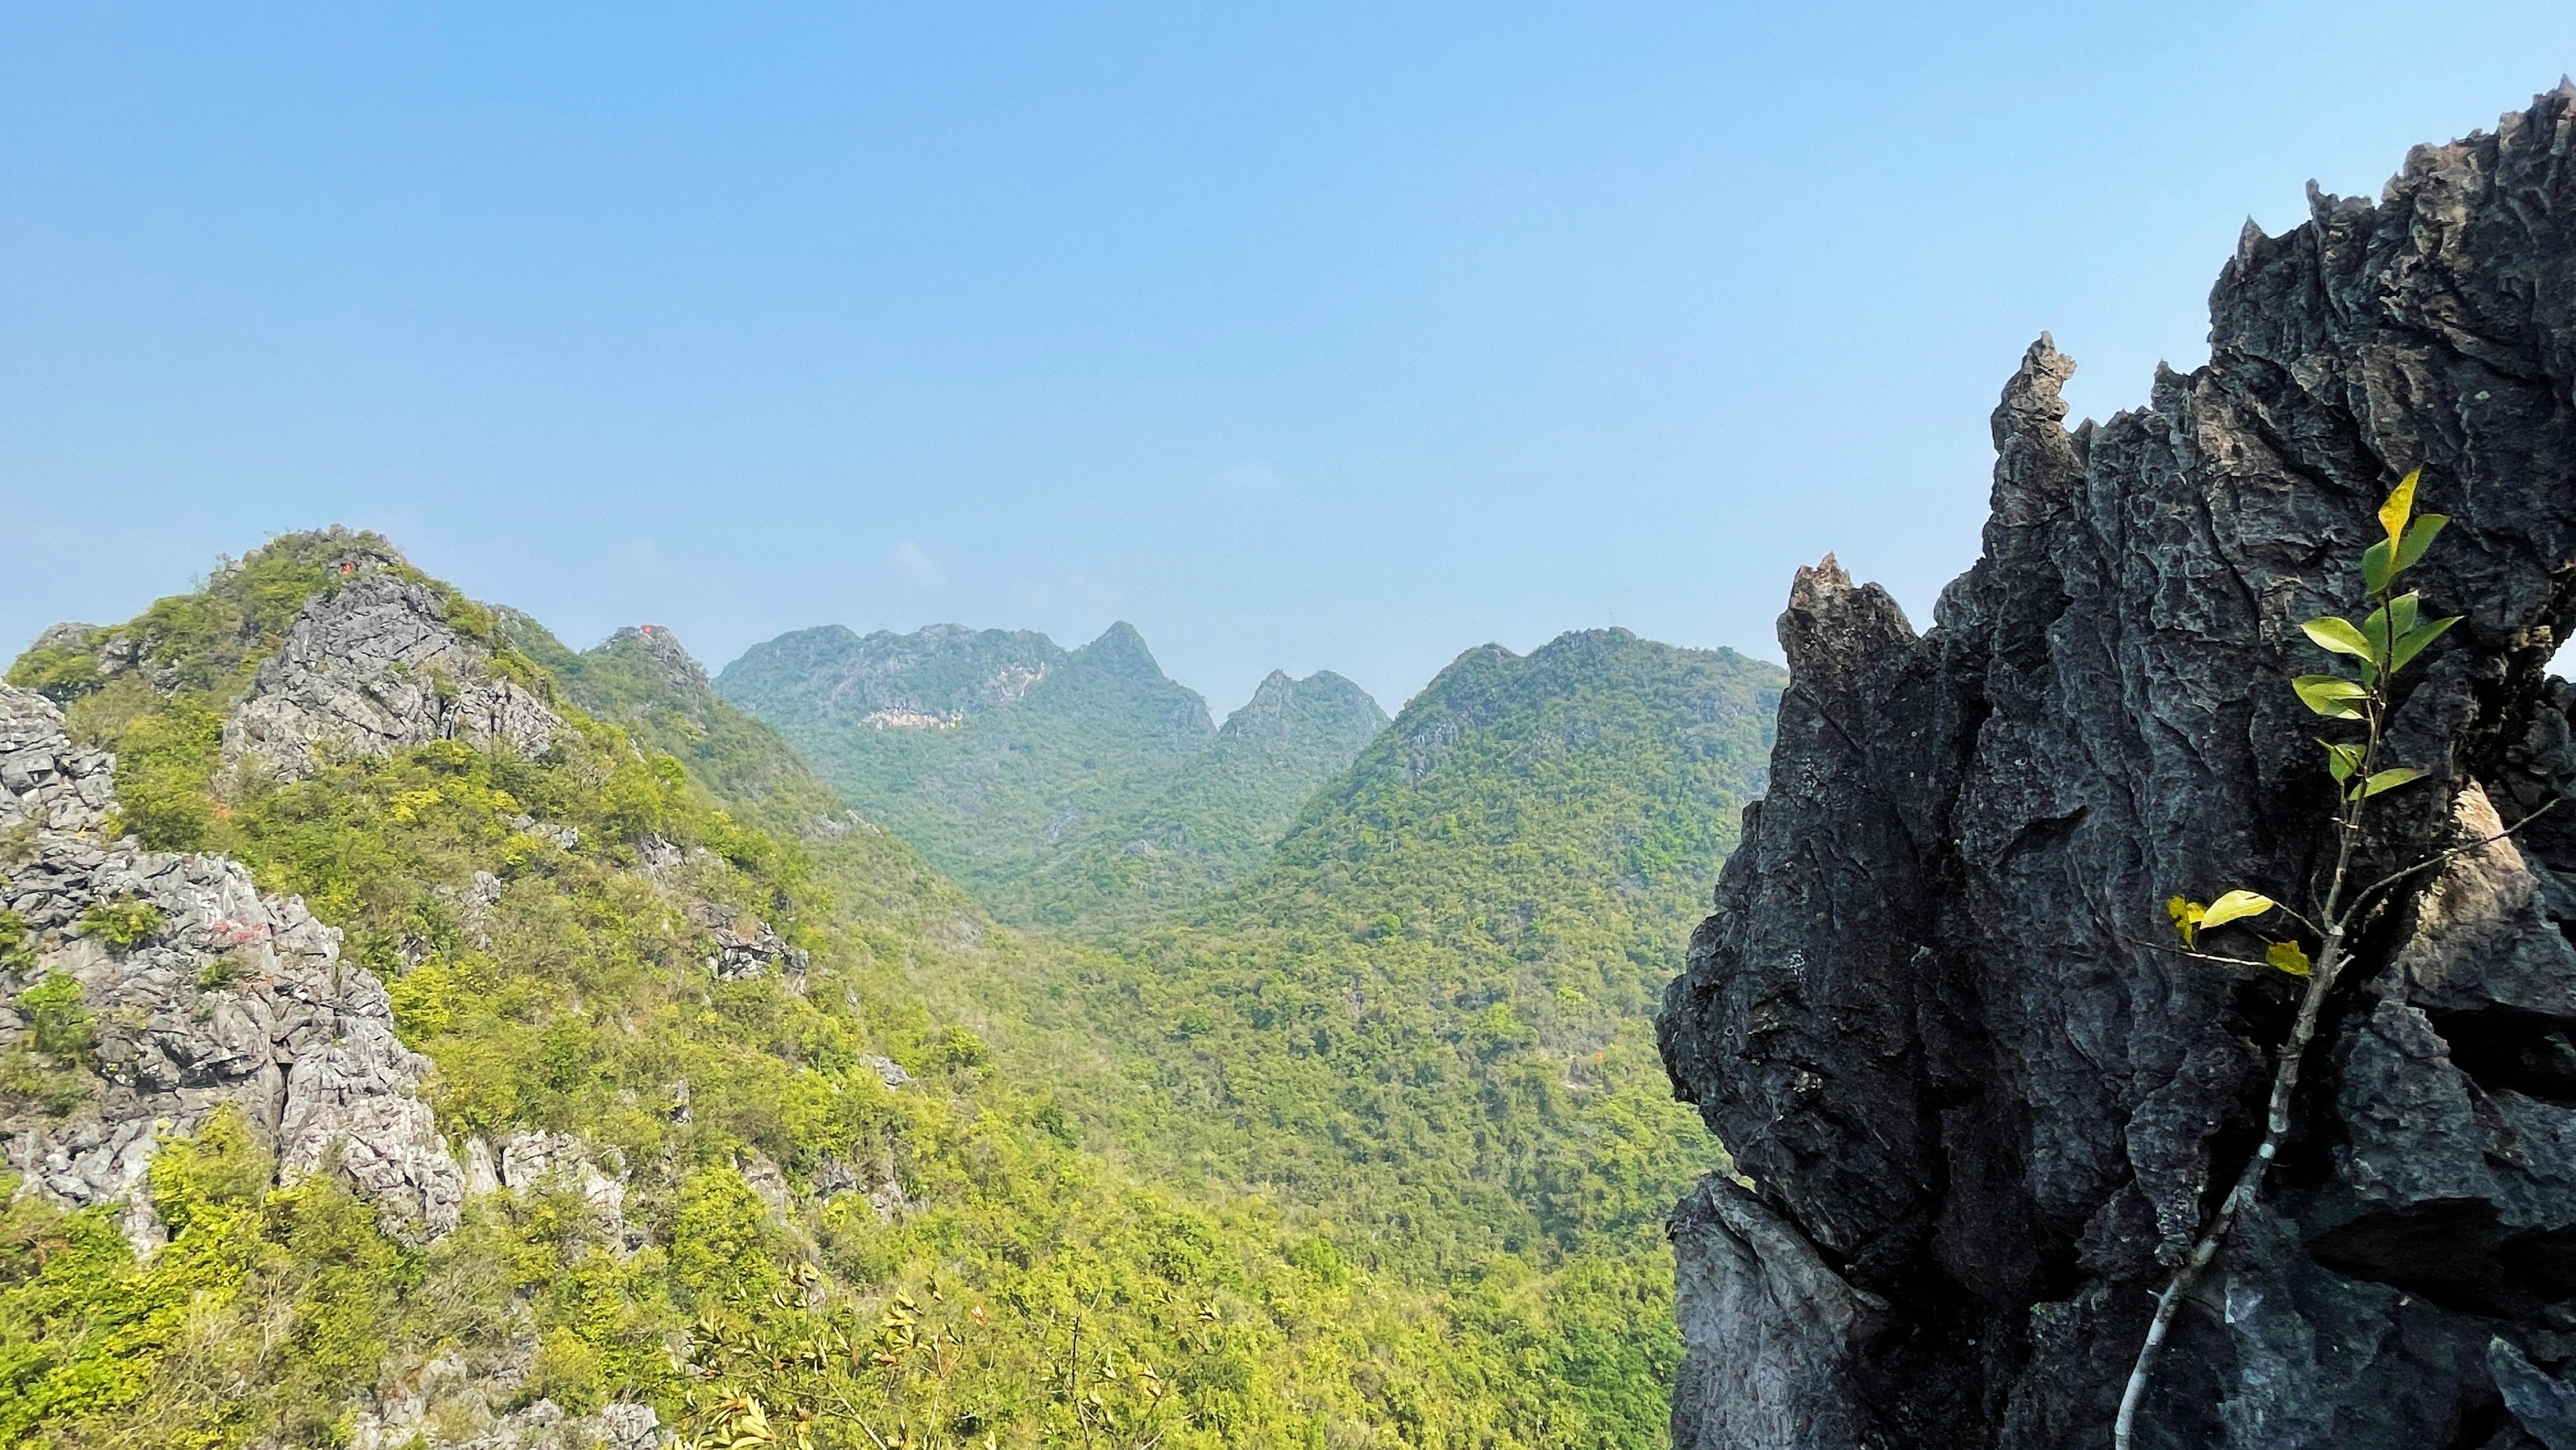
[1659,88,2576,1448]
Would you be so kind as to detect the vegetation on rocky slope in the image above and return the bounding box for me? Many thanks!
[1,532,1779,1449]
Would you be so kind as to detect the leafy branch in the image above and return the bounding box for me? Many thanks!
[2115,472,2473,1448]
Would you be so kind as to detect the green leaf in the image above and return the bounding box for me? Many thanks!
[2302,615,2379,665]
[2362,539,2393,595]
[2292,675,2367,719]
[2393,513,2448,574]
[2359,591,2422,665]
[2266,940,2313,977]
[2388,615,2460,674]
[2357,767,2427,799]
[2201,890,2276,931]
[2380,470,2420,548]
[2318,739,2365,782]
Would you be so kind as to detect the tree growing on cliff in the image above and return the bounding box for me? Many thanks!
[2117,473,2522,1448]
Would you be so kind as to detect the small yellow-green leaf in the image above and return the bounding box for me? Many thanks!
[2303,615,2379,664]
[2389,615,2460,674]
[2266,940,2313,977]
[2393,513,2448,573]
[2380,470,2420,548]
[2167,896,2205,949]
[2357,767,2427,798]
[2292,675,2367,719]
[2318,739,2365,781]
[2202,890,2276,931]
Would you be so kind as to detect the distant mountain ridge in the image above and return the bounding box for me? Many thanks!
[716,619,1387,929]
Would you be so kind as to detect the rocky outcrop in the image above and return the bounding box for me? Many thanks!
[1659,89,2576,1448]
[0,688,115,836]
[350,1351,664,1450]
[1,685,461,1248]
[459,1128,644,1251]
[689,900,809,981]
[224,565,559,782]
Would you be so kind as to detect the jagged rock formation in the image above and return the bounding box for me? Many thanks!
[0,689,116,836]
[351,1355,663,1450]
[2,685,462,1248]
[226,561,559,782]
[1659,89,2576,1448]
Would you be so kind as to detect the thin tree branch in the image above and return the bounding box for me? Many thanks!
[2116,933,2281,976]
[2336,798,2560,928]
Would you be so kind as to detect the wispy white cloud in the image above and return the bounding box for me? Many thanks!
[889,540,945,589]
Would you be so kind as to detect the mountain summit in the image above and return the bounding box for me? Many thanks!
[717,621,1385,927]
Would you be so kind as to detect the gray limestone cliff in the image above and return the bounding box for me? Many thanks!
[225,559,560,782]
[1659,88,2576,1448]
[2,685,464,1248]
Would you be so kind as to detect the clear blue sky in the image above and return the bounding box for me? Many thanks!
[6,4,2573,715]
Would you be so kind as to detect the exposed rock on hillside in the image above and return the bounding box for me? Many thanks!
[0,689,115,835]
[1660,88,2576,1448]
[2,684,462,1249]
[226,565,559,782]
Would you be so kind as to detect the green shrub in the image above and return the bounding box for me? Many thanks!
[0,907,32,971]
[75,898,164,951]
[4,643,101,702]
[19,972,94,1061]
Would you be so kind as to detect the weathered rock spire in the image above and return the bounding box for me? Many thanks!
[1661,85,2576,1448]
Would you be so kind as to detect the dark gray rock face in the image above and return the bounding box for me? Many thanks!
[1659,88,2576,1448]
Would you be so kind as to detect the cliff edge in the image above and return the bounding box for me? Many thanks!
[1659,88,2576,1448]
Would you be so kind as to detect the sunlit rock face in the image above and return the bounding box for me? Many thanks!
[224,564,559,782]
[2,682,463,1253]
[1659,86,2576,1450]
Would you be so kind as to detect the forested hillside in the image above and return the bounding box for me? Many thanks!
[913,629,1787,1444]
[0,531,1773,1450]
[716,622,1385,930]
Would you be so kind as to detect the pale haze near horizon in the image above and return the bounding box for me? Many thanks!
[5,4,2573,717]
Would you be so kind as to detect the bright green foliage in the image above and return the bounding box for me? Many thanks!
[0,908,32,970]
[3,972,98,1115]
[0,1109,406,1448]
[716,624,1388,931]
[3,535,1761,1448]
[2169,473,2461,976]
[908,629,1783,1445]
[74,899,163,952]
[17,974,94,1062]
